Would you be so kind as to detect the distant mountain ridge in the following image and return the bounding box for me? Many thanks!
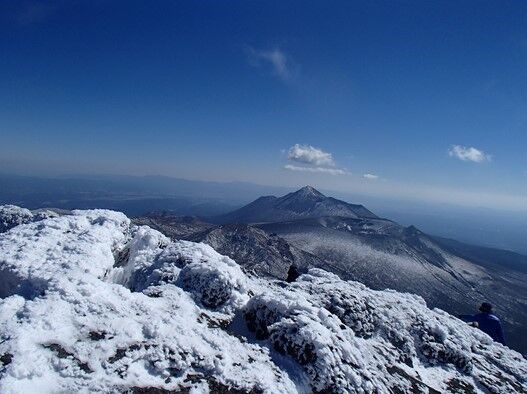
[0,173,289,217]
[213,185,377,224]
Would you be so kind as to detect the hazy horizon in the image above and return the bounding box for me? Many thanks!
[2,171,527,255]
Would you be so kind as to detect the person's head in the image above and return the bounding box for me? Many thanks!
[479,302,493,313]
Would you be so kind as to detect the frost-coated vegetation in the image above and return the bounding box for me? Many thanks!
[0,206,525,393]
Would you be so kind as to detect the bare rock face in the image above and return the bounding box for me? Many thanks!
[0,206,526,393]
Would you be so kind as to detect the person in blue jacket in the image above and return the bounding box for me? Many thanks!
[286,264,300,283]
[459,302,505,345]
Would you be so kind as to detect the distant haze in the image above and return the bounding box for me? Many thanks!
[1,173,527,255]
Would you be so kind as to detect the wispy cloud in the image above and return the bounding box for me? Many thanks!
[287,144,335,166]
[246,47,293,81]
[363,173,379,180]
[448,145,491,163]
[284,144,347,175]
[284,164,346,175]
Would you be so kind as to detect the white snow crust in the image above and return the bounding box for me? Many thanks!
[0,206,525,393]
[0,205,60,235]
[0,205,33,233]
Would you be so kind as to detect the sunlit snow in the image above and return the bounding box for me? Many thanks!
[0,206,525,393]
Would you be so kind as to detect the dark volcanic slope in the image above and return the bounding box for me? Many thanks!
[133,214,214,239]
[433,236,527,274]
[213,186,377,224]
[133,214,326,280]
[187,224,328,279]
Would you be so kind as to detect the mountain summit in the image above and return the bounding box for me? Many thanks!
[214,186,377,224]
[291,185,325,198]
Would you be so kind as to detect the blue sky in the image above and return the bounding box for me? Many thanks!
[1,1,527,210]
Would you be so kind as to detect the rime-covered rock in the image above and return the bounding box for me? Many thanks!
[0,205,61,234]
[0,205,33,233]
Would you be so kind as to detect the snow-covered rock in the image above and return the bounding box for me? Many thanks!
[0,207,525,393]
[0,205,34,233]
[0,205,60,234]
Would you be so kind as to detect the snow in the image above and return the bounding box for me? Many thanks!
[0,205,33,233]
[0,205,526,393]
[0,206,60,234]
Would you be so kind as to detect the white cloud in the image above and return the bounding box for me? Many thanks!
[284,144,348,175]
[363,173,379,180]
[284,164,347,175]
[287,144,335,166]
[448,145,491,163]
[246,47,292,80]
